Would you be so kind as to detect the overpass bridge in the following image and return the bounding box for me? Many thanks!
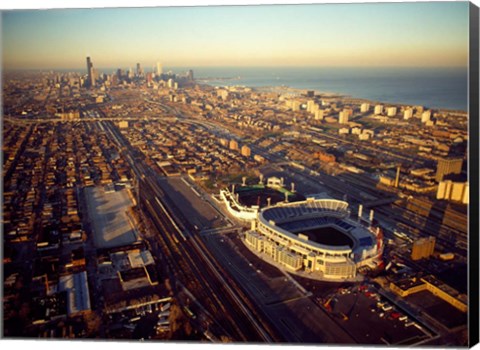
[3,115,173,125]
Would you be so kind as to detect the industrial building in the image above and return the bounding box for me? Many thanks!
[389,275,467,313]
[58,271,92,316]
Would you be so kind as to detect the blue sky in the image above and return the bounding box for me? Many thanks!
[1,2,470,69]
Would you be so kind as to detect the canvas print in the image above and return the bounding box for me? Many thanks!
[1,1,478,347]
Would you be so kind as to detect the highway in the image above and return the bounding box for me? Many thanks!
[3,115,173,126]
[101,119,279,342]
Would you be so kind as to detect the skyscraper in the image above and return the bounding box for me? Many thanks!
[435,158,463,182]
[387,107,397,117]
[86,57,95,87]
[306,100,315,113]
[156,62,163,76]
[117,68,123,80]
[314,109,324,120]
[360,103,370,113]
[421,110,432,123]
[404,108,413,120]
[339,110,349,124]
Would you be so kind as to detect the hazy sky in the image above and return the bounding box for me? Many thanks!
[1,2,470,69]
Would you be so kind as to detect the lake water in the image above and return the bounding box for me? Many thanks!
[191,66,468,112]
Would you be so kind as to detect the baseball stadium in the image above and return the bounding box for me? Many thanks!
[244,197,384,281]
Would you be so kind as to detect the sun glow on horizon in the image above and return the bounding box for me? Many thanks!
[1,2,469,70]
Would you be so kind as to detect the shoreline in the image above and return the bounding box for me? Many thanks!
[197,81,468,115]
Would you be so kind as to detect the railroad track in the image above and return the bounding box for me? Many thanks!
[139,181,270,341]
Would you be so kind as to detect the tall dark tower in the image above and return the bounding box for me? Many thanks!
[187,69,194,81]
[86,57,95,87]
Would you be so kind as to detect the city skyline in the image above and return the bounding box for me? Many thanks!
[2,2,469,70]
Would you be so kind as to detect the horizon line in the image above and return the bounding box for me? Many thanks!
[3,64,469,72]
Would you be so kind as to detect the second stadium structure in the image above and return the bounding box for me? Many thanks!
[220,176,304,221]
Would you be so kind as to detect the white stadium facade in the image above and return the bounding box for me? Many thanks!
[220,186,259,221]
[244,198,384,281]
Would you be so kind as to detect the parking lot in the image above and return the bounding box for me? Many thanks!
[406,290,467,330]
[157,176,228,231]
[321,284,433,345]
